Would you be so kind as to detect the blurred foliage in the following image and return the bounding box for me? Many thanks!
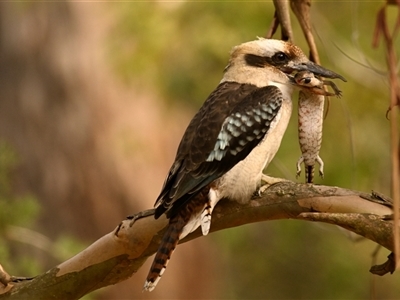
[109,2,275,107]
[0,141,41,276]
[0,142,87,278]
[213,221,400,299]
[108,2,400,299]
[0,141,39,230]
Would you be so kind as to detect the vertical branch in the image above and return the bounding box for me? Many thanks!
[290,0,320,64]
[289,0,332,117]
[268,0,294,42]
[273,0,294,41]
[372,1,400,269]
[266,11,280,39]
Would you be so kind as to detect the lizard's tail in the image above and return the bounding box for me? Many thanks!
[305,165,314,184]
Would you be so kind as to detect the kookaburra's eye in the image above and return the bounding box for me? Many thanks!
[272,52,289,64]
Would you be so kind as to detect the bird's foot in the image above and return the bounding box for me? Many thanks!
[261,174,288,185]
[258,175,289,195]
[128,208,156,227]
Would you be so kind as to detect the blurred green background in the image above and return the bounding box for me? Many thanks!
[0,1,399,299]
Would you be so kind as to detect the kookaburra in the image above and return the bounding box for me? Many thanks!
[143,38,344,291]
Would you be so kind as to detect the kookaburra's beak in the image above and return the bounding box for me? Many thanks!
[291,62,347,82]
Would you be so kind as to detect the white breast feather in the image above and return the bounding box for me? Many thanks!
[216,97,292,203]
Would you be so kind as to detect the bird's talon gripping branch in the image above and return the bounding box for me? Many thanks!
[258,175,290,195]
[127,209,156,227]
[261,174,288,185]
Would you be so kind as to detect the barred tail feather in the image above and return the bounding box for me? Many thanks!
[144,186,210,292]
[143,216,186,292]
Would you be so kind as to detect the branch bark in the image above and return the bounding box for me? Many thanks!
[0,181,395,299]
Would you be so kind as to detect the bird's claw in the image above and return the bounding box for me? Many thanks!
[128,209,156,227]
[258,174,289,195]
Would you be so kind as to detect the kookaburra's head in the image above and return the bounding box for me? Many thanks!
[222,38,345,90]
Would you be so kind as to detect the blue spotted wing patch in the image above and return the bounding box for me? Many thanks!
[206,86,282,163]
[154,81,258,217]
[154,83,283,219]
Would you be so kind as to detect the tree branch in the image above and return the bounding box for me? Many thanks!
[0,181,395,299]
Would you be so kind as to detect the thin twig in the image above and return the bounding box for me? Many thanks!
[290,0,319,63]
[372,0,400,270]
[271,0,294,42]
